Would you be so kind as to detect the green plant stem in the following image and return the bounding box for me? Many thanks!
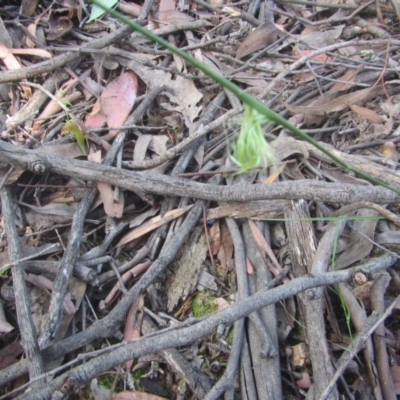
[91,0,400,195]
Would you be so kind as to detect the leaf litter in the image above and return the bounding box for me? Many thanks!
[0,1,400,399]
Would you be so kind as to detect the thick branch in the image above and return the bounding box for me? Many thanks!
[0,141,399,204]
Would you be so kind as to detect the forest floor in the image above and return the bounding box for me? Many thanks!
[0,0,400,399]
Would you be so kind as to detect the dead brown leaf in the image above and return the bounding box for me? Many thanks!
[88,151,125,218]
[284,86,381,116]
[85,71,138,136]
[236,22,285,59]
[155,10,195,25]
[47,9,74,41]
[124,295,144,369]
[328,67,362,93]
[120,55,203,128]
[349,104,383,124]
[116,205,193,247]
[209,221,221,255]
[248,219,284,276]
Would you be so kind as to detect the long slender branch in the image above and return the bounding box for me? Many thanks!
[0,141,399,204]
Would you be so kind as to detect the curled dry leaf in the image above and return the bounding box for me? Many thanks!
[47,8,74,41]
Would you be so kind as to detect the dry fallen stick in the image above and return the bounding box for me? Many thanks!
[0,140,399,204]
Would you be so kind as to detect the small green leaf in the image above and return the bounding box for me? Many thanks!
[89,0,118,22]
[62,120,86,154]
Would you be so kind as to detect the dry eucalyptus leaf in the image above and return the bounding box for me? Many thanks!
[284,86,381,116]
[236,22,285,59]
[86,71,138,136]
[349,104,383,124]
[88,151,124,218]
[124,295,144,369]
[116,205,193,247]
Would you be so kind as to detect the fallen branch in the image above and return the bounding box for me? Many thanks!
[0,141,399,204]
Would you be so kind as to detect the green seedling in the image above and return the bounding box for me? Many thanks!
[61,120,87,154]
[231,104,277,173]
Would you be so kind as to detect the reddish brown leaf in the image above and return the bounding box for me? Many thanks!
[248,219,285,277]
[0,43,22,70]
[86,71,138,136]
[124,295,144,369]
